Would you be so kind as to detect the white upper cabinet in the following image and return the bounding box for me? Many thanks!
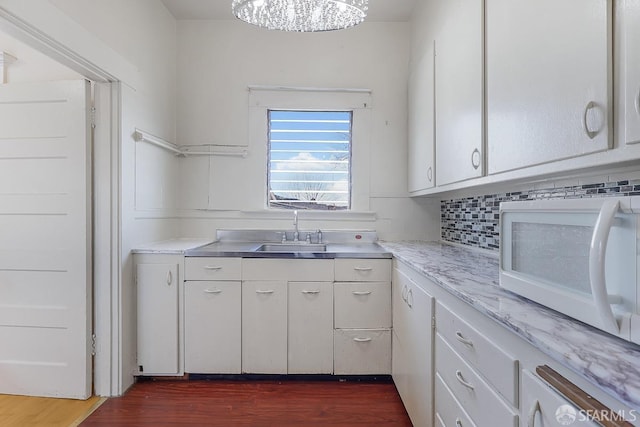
[435,0,484,185]
[486,0,612,174]
[621,0,640,145]
[408,41,436,192]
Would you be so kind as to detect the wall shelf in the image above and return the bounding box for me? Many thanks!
[133,129,248,158]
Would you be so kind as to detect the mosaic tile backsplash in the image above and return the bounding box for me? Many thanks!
[441,178,640,251]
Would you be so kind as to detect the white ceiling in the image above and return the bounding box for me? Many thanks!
[161,0,417,22]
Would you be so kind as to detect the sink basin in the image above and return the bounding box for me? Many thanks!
[256,243,327,252]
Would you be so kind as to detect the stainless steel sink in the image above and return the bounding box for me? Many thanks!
[256,243,327,252]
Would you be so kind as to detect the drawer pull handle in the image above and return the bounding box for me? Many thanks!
[455,419,463,427]
[302,290,320,294]
[204,289,222,294]
[255,290,275,294]
[527,400,541,427]
[353,267,373,272]
[353,337,372,343]
[455,331,474,347]
[352,291,372,296]
[204,266,223,270]
[455,370,474,390]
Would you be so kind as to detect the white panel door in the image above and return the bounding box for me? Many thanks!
[242,280,287,374]
[622,0,640,145]
[408,41,436,192]
[487,0,611,173]
[435,0,484,185]
[0,80,91,398]
[288,281,333,374]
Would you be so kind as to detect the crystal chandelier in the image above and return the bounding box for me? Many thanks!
[232,0,369,32]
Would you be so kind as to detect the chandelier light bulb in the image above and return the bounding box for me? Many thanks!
[232,0,369,32]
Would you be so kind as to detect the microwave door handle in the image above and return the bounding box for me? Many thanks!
[589,199,620,335]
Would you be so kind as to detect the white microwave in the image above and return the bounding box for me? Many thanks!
[499,196,640,344]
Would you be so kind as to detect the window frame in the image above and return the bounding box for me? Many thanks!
[247,86,372,212]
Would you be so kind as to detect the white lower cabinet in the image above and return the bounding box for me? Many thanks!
[184,281,241,374]
[136,259,180,376]
[333,329,391,375]
[288,281,333,374]
[242,280,288,374]
[521,370,599,427]
[392,266,434,427]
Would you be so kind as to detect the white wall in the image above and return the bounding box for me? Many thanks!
[176,20,440,241]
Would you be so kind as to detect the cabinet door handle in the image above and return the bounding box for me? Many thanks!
[582,101,598,139]
[204,266,223,270]
[406,289,413,308]
[204,289,222,294]
[353,337,372,343]
[455,419,463,427]
[302,290,320,294]
[455,331,474,347]
[353,267,373,272]
[455,370,474,390]
[255,290,275,294]
[352,291,372,296]
[166,270,172,286]
[401,284,408,302]
[636,90,640,115]
[527,400,541,427]
[427,166,433,182]
[471,148,481,170]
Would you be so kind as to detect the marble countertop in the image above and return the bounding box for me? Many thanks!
[131,238,216,254]
[378,240,640,411]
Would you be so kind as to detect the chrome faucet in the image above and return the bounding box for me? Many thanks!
[293,210,299,242]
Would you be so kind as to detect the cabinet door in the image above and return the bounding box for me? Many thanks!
[487,0,611,174]
[521,370,599,427]
[408,41,436,192]
[242,280,287,374]
[136,263,179,375]
[405,280,435,427]
[622,0,640,145]
[288,282,333,374]
[184,281,241,374]
[435,0,484,185]
[392,268,435,427]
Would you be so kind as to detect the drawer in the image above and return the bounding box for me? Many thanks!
[185,257,242,281]
[334,329,391,375]
[521,370,599,427]
[435,373,477,427]
[242,258,334,282]
[436,301,518,405]
[334,259,391,282]
[436,334,518,427]
[334,282,391,328]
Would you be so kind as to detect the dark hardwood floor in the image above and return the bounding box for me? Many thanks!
[80,378,413,426]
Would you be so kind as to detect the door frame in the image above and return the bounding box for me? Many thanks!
[0,6,122,396]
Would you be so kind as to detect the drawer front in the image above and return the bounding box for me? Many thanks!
[185,257,241,281]
[334,282,391,328]
[334,259,391,282]
[436,301,518,405]
[521,370,599,427]
[242,258,334,282]
[435,373,477,427]
[436,334,518,427]
[334,329,391,375]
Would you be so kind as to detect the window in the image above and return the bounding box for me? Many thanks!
[267,110,352,210]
